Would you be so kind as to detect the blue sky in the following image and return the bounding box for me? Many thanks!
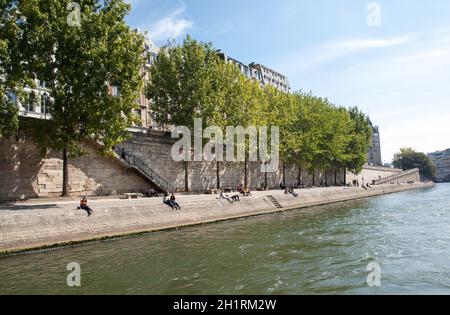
[126,0,450,163]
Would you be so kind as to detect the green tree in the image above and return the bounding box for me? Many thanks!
[345,107,372,174]
[0,0,32,138]
[393,147,436,179]
[14,0,145,196]
[146,36,224,191]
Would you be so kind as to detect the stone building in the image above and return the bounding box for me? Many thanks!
[216,50,291,93]
[428,149,450,182]
[368,125,383,166]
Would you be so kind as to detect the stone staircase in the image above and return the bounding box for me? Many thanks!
[267,195,283,209]
[114,147,169,193]
[373,168,420,185]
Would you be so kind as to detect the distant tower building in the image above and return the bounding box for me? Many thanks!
[368,125,383,166]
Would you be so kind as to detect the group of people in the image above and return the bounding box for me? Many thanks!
[237,184,252,197]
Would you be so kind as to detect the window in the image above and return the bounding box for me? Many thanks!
[41,94,49,114]
[6,90,17,105]
[25,93,35,112]
[112,86,120,97]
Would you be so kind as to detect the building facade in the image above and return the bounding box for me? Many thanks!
[368,125,383,166]
[217,50,291,93]
[428,149,450,182]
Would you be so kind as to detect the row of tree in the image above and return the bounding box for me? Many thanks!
[1,1,373,196]
[146,36,374,189]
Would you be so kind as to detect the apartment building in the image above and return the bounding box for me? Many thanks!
[217,50,291,93]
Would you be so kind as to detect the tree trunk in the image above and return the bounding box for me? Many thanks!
[283,162,286,187]
[216,161,220,190]
[298,164,302,186]
[244,153,248,188]
[344,168,347,186]
[61,147,69,197]
[334,168,338,186]
[312,170,316,186]
[184,161,189,192]
[325,171,328,187]
[264,163,268,190]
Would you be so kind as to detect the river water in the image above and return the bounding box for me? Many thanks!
[1,184,449,295]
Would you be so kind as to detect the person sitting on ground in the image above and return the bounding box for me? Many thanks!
[170,192,181,210]
[284,187,289,194]
[280,182,286,190]
[288,187,299,197]
[163,192,176,209]
[220,191,233,204]
[362,184,368,190]
[243,186,252,197]
[224,185,232,193]
[78,196,93,217]
[231,194,240,202]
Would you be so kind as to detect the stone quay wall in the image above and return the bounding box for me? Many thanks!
[0,182,434,255]
[0,138,148,201]
[120,131,345,192]
[1,131,405,201]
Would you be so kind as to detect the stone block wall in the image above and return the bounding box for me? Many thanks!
[346,165,402,185]
[373,168,421,185]
[120,132,346,192]
[0,138,148,201]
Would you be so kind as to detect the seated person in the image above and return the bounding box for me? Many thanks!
[288,187,299,197]
[163,193,176,209]
[224,185,232,193]
[170,193,181,210]
[78,197,93,217]
[220,191,233,204]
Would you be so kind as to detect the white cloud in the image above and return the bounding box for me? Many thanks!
[275,35,414,72]
[147,7,193,42]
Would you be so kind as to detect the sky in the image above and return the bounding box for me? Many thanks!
[125,0,450,163]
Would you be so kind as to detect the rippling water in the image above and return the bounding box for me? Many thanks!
[1,184,450,295]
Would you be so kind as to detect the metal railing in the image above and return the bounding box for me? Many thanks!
[115,147,169,192]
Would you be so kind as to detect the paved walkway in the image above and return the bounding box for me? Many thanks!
[0,186,367,212]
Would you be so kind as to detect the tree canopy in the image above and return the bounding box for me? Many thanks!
[393,148,436,180]
[1,0,146,196]
[146,36,373,182]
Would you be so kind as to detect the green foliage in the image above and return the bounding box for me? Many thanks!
[0,0,32,138]
[14,0,145,155]
[393,148,436,179]
[146,35,373,175]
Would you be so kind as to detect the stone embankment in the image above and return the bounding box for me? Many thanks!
[0,182,434,255]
